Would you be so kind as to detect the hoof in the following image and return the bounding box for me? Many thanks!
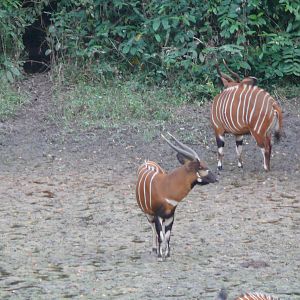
[158,256,166,262]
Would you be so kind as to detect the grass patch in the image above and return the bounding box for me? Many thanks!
[0,81,27,120]
[273,81,300,101]
[55,79,189,128]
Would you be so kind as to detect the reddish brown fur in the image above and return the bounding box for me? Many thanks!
[217,289,279,300]
[234,292,279,300]
[136,160,205,217]
[211,67,283,171]
[135,136,216,259]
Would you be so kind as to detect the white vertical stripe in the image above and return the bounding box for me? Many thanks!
[220,88,231,131]
[211,101,219,129]
[257,97,270,134]
[224,86,238,132]
[229,86,241,132]
[219,89,230,127]
[242,84,252,124]
[249,89,264,124]
[236,84,247,128]
[149,170,159,209]
[217,89,230,125]
[143,168,153,210]
[137,161,164,213]
[138,168,150,211]
[246,86,258,124]
[254,92,269,132]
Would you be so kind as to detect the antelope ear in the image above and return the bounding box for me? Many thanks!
[220,77,229,87]
[176,153,191,165]
[242,77,257,85]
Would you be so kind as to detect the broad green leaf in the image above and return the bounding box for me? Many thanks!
[55,42,61,51]
[48,25,56,34]
[122,45,130,54]
[153,19,160,32]
[154,34,161,42]
[162,19,169,30]
[188,15,196,23]
[240,61,251,70]
[45,49,52,56]
[11,66,21,76]
[6,70,13,83]
[199,52,205,63]
[130,47,137,55]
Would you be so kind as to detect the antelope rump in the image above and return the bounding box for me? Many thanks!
[211,62,284,171]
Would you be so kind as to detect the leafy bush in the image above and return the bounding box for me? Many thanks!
[0,80,27,120]
[46,0,299,86]
[1,0,299,92]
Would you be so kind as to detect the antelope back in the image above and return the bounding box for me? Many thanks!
[211,84,277,136]
[136,161,165,215]
[234,293,279,300]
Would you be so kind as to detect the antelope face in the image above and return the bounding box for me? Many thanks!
[196,162,217,185]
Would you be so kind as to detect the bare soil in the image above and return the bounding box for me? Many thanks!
[0,73,299,299]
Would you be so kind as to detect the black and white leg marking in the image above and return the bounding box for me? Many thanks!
[235,134,243,168]
[216,135,225,170]
[153,214,175,260]
[154,216,166,259]
[164,215,174,258]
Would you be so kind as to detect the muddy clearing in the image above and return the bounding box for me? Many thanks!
[0,74,299,299]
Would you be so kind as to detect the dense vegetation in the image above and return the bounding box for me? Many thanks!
[0,0,299,123]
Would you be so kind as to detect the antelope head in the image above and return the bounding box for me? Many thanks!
[161,133,217,185]
[216,60,257,88]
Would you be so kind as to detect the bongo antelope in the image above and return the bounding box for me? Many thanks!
[211,62,283,171]
[136,133,216,260]
[216,288,279,300]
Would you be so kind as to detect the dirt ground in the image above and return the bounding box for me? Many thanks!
[0,73,299,299]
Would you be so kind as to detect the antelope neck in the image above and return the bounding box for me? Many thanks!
[164,167,194,200]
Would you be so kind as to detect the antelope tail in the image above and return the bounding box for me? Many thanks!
[272,102,284,142]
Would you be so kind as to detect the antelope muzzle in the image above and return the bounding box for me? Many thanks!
[197,170,217,185]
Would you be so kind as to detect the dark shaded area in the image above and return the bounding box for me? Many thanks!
[22,3,55,73]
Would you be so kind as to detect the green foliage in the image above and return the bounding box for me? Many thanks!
[45,0,299,87]
[0,80,27,120]
[0,0,298,127]
[1,0,300,92]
